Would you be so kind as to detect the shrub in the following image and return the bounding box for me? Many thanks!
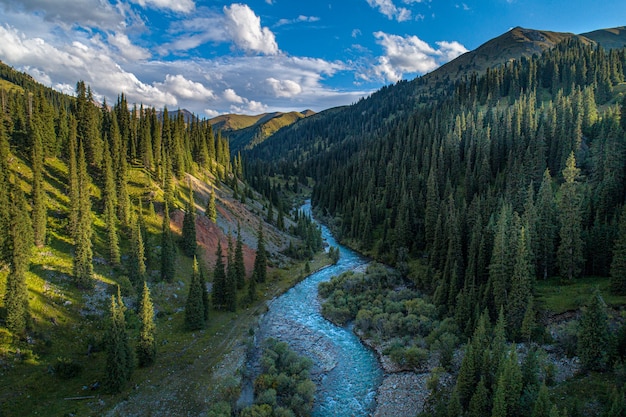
[53,356,83,379]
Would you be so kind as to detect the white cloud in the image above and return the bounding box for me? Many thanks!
[266,78,302,98]
[108,32,151,61]
[366,0,412,22]
[276,15,321,27]
[204,108,220,118]
[223,88,244,104]
[352,29,362,38]
[223,3,279,55]
[0,0,126,30]
[371,31,468,82]
[155,74,214,100]
[131,0,195,13]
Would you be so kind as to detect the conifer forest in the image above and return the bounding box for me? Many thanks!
[1,25,626,417]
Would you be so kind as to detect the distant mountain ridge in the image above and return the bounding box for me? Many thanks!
[208,110,315,152]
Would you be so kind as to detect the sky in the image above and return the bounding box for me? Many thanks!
[0,1,624,118]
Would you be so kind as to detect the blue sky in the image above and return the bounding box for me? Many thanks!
[0,0,624,117]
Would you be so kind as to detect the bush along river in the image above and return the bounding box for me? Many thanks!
[244,201,383,416]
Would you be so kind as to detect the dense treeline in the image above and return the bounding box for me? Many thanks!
[304,39,626,330]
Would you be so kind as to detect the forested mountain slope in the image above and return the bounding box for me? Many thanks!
[0,61,324,416]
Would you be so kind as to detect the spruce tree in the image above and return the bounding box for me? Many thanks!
[508,226,534,339]
[128,212,146,287]
[532,383,552,417]
[3,183,33,335]
[200,267,210,322]
[235,222,246,289]
[160,202,176,282]
[610,205,626,294]
[212,240,227,310]
[73,141,94,289]
[247,271,257,304]
[67,116,79,239]
[137,281,156,367]
[577,290,610,371]
[185,257,205,330]
[537,170,557,280]
[253,222,267,284]
[206,189,217,223]
[103,140,120,265]
[468,376,490,417]
[181,184,197,257]
[557,152,584,280]
[0,118,10,265]
[104,293,133,393]
[30,114,47,247]
[225,233,237,312]
[455,343,476,408]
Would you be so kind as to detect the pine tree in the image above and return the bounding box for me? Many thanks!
[103,140,120,265]
[73,141,94,289]
[104,293,134,393]
[225,232,237,312]
[253,222,267,284]
[577,290,610,371]
[0,117,10,265]
[557,152,584,280]
[206,188,217,223]
[3,182,33,335]
[508,226,534,339]
[247,271,257,304]
[67,116,80,239]
[137,281,156,367]
[160,202,176,282]
[200,267,210,322]
[128,212,146,287]
[185,257,205,330]
[181,183,197,257]
[468,376,490,417]
[212,240,227,310]
[235,222,246,289]
[536,169,557,279]
[30,113,47,247]
[532,383,552,417]
[610,205,626,294]
[455,343,476,408]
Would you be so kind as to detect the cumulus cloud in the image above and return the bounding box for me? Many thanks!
[266,78,302,98]
[371,31,468,82]
[223,88,244,103]
[223,3,279,55]
[131,0,195,13]
[366,0,412,22]
[108,32,151,61]
[155,74,214,100]
[0,0,126,29]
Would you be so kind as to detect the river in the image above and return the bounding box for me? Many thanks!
[251,201,383,416]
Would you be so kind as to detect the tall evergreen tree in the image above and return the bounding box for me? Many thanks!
[181,183,197,257]
[3,182,33,335]
[128,212,146,287]
[73,141,94,289]
[160,202,176,282]
[67,116,80,240]
[225,232,237,312]
[185,257,205,330]
[104,292,134,393]
[137,281,156,367]
[610,205,626,294]
[30,112,47,247]
[206,188,217,223]
[536,169,557,279]
[103,140,120,265]
[199,267,210,322]
[508,226,534,339]
[253,222,267,284]
[235,222,246,290]
[212,240,227,310]
[557,152,584,280]
[577,290,610,371]
[0,117,11,265]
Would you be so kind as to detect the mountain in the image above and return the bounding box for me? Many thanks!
[209,110,315,152]
[581,26,626,49]
[420,27,580,86]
